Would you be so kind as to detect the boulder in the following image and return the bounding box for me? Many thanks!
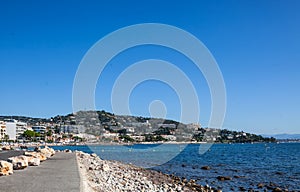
[90,153,97,158]
[24,151,47,162]
[27,156,40,166]
[0,160,13,176]
[38,146,55,157]
[34,146,41,152]
[273,187,283,192]
[38,153,47,161]
[2,146,11,151]
[64,149,72,153]
[201,166,211,170]
[100,163,110,172]
[257,183,265,188]
[217,176,232,181]
[7,155,28,170]
[46,146,56,156]
[77,151,85,158]
[40,147,53,158]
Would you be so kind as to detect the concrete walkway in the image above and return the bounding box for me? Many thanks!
[0,152,81,192]
[0,150,25,160]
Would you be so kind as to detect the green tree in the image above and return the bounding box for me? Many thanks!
[23,130,35,138]
[46,130,53,137]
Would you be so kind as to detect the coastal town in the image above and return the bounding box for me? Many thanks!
[0,110,276,145]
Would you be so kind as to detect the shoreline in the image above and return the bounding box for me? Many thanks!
[75,150,216,192]
[1,146,297,191]
[2,140,290,149]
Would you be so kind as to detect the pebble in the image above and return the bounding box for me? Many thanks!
[76,151,214,192]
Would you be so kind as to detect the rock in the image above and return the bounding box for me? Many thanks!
[64,149,72,153]
[7,155,28,170]
[27,156,40,166]
[46,146,56,156]
[201,166,211,170]
[101,163,110,172]
[2,146,11,150]
[25,151,47,162]
[0,160,13,176]
[40,148,51,158]
[34,146,41,152]
[269,182,277,187]
[37,153,47,162]
[217,176,232,181]
[90,153,97,158]
[40,146,55,158]
[257,183,265,188]
[273,188,283,192]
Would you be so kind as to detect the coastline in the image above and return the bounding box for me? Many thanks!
[75,150,216,192]
[1,144,298,191]
[2,140,289,149]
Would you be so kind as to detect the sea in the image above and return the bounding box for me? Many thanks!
[51,143,300,191]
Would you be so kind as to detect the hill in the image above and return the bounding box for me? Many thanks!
[0,110,276,143]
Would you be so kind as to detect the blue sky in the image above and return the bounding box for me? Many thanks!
[0,0,299,134]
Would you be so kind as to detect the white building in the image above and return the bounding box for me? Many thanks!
[16,121,27,139]
[32,126,46,133]
[4,119,28,140]
[5,120,17,141]
[161,135,177,141]
[0,121,7,140]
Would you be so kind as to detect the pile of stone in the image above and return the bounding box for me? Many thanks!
[76,151,219,192]
[0,146,55,176]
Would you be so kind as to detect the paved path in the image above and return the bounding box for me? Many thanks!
[0,150,25,160]
[0,152,81,192]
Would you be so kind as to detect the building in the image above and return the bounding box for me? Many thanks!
[102,132,119,140]
[60,125,85,134]
[0,121,7,140]
[4,119,28,140]
[32,126,46,133]
[5,120,17,141]
[16,121,27,139]
[161,135,177,141]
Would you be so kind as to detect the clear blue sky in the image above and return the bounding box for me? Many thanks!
[0,0,299,134]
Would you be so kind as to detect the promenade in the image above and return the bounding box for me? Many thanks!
[0,152,81,192]
[0,150,24,160]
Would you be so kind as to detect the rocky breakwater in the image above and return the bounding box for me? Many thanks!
[76,151,219,192]
[0,146,55,176]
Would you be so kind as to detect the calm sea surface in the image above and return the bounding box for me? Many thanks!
[51,143,300,191]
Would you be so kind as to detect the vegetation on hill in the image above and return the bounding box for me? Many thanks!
[0,110,276,143]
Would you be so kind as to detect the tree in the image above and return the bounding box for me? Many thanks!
[46,130,53,137]
[23,130,35,139]
[4,134,9,142]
